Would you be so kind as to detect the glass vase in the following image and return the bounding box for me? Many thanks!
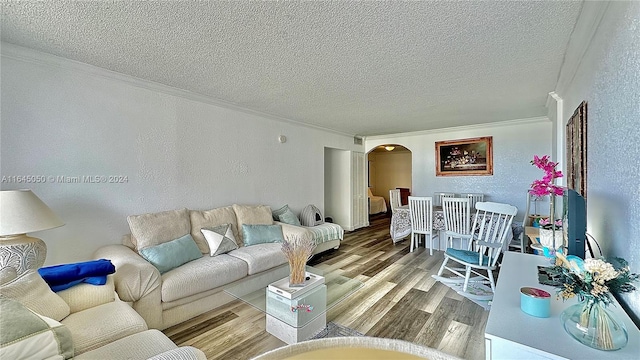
[560,298,628,351]
[288,261,307,287]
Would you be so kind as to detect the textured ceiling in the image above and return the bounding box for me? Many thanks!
[1,1,583,136]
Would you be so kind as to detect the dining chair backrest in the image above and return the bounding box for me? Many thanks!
[433,192,456,206]
[389,189,402,213]
[442,197,471,238]
[408,196,433,234]
[470,202,518,267]
[463,193,485,210]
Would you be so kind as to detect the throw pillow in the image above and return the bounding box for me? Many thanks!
[271,204,289,221]
[0,270,70,321]
[272,204,302,226]
[278,209,302,226]
[0,298,74,360]
[139,234,202,274]
[127,208,191,251]
[201,224,239,256]
[232,204,273,245]
[189,206,238,254]
[242,224,285,246]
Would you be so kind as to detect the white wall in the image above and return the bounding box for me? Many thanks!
[365,118,552,219]
[552,2,640,323]
[0,44,361,265]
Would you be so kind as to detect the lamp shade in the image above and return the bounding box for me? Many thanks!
[0,189,64,236]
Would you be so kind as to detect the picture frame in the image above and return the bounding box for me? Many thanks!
[435,136,493,176]
[566,101,587,198]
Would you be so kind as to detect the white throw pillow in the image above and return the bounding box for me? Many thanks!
[127,208,191,251]
[201,224,238,256]
[0,298,74,360]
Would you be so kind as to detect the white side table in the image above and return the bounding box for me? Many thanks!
[266,283,327,344]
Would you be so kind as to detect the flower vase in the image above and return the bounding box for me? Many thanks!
[561,298,628,351]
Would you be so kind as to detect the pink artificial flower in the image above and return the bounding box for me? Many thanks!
[529,155,564,197]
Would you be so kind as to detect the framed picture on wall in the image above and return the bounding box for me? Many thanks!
[435,136,493,176]
[566,101,587,198]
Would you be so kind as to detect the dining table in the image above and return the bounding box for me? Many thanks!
[390,204,522,252]
[390,205,446,243]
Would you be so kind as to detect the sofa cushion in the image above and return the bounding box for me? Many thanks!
[139,234,203,274]
[272,204,302,226]
[242,224,285,246]
[228,243,288,275]
[232,204,273,245]
[75,329,178,360]
[160,254,248,302]
[189,206,238,254]
[201,224,238,256]
[127,208,191,251]
[0,270,70,321]
[0,298,74,360]
[56,276,116,313]
[61,300,147,355]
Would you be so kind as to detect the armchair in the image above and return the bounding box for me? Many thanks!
[0,269,205,359]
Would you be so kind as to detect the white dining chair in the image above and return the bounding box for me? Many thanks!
[433,201,518,299]
[389,189,402,214]
[408,196,434,254]
[433,192,456,207]
[442,197,472,250]
[463,193,485,210]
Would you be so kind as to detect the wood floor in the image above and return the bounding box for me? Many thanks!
[163,214,490,360]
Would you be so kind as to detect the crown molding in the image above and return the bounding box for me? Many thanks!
[0,42,354,137]
[553,1,610,97]
[364,116,549,141]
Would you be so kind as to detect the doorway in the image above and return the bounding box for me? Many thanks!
[367,144,412,217]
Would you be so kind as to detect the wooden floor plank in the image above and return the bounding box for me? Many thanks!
[438,320,473,358]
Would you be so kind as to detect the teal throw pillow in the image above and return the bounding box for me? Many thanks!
[279,209,301,226]
[242,224,285,246]
[272,204,301,226]
[139,234,202,274]
[272,204,290,220]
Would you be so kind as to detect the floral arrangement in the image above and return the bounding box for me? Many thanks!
[547,254,638,350]
[281,235,316,286]
[529,155,563,197]
[552,254,638,305]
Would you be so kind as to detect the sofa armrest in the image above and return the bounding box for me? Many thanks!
[57,275,116,313]
[93,244,164,329]
[276,221,313,242]
[148,346,207,360]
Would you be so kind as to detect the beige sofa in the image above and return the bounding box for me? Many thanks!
[0,270,205,359]
[94,204,341,331]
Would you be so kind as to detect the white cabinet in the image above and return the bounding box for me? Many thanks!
[485,252,639,359]
[324,149,367,231]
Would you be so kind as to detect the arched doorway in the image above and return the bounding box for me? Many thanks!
[366,144,412,218]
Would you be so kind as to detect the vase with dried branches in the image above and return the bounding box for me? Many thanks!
[281,236,316,287]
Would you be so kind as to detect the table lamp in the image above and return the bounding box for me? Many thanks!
[0,189,64,277]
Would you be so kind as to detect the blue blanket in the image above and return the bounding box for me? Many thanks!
[38,259,115,292]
